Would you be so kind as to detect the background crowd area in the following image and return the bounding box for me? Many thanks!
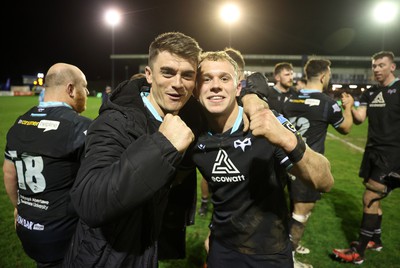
[1,96,399,267]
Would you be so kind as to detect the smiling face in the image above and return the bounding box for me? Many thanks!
[196,59,241,117]
[145,51,197,116]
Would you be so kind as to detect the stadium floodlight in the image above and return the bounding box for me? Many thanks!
[220,3,241,46]
[105,9,121,27]
[373,1,398,24]
[104,9,122,90]
[220,3,240,24]
[372,2,397,49]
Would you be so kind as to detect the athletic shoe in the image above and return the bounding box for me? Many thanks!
[350,241,383,252]
[198,201,209,217]
[296,244,310,254]
[293,256,313,268]
[333,248,364,264]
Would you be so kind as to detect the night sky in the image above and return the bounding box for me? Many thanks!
[2,0,399,84]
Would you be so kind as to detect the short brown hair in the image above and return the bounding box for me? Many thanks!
[148,32,202,68]
[224,47,245,70]
[304,58,331,80]
[274,62,293,76]
[372,51,395,62]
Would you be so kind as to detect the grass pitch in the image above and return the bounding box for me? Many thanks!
[0,96,399,267]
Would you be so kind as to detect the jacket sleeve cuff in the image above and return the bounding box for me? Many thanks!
[151,131,183,166]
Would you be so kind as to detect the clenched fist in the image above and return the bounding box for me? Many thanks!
[250,109,297,152]
[159,114,194,153]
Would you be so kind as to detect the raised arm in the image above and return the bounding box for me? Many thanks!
[250,109,333,192]
[336,92,354,134]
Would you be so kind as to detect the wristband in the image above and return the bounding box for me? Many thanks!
[287,133,306,163]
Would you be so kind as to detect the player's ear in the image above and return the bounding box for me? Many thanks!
[235,79,242,97]
[145,66,153,85]
[66,83,74,98]
[320,74,325,85]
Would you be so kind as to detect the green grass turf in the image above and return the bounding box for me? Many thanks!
[1,96,399,267]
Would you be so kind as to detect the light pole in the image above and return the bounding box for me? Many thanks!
[372,1,398,50]
[105,9,121,89]
[220,3,240,47]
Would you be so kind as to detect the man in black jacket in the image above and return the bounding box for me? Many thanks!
[63,32,270,267]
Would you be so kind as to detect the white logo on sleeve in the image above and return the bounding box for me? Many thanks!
[38,120,60,132]
[234,138,252,152]
[332,103,341,113]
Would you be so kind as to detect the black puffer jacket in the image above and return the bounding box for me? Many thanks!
[63,79,202,267]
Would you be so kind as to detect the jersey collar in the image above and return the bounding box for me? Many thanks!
[38,102,72,109]
[141,92,163,122]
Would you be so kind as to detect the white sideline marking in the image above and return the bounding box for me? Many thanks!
[326,132,365,153]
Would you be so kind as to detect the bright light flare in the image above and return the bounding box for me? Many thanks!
[373,2,398,24]
[220,3,240,24]
[105,9,121,27]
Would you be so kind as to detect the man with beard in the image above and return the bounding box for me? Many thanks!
[268,62,297,114]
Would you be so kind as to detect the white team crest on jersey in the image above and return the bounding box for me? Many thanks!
[233,138,252,152]
[198,143,206,150]
[370,92,386,107]
[38,120,60,132]
[212,149,240,174]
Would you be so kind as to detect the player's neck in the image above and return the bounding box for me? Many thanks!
[206,104,239,134]
[380,74,397,87]
[275,84,289,93]
[303,81,323,92]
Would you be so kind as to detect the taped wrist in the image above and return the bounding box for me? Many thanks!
[288,133,306,163]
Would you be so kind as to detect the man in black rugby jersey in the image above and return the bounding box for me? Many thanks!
[333,51,400,264]
[198,47,247,220]
[3,63,91,267]
[283,58,354,267]
[192,51,333,268]
[267,62,297,114]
